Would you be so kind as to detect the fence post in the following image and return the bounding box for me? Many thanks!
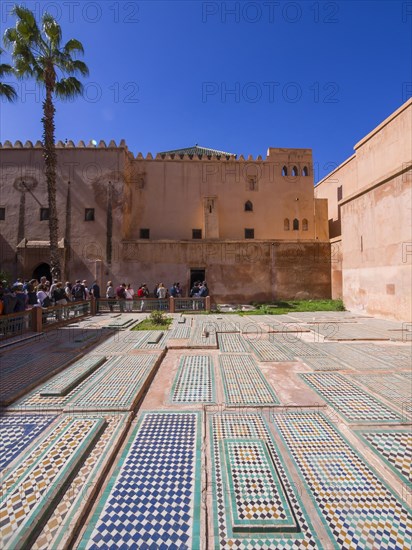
[206,296,211,312]
[31,306,43,332]
[169,297,175,313]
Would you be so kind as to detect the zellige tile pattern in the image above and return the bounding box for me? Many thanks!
[300,373,403,423]
[220,354,279,405]
[355,429,411,486]
[210,413,319,549]
[0,416,106,548]
[171,355,215,403]
[273,412,412,550]
[0,414,56,471]
[78,412,201,550]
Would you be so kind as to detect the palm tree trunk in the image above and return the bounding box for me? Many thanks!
[42,64,61,280]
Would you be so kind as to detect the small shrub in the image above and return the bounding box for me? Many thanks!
[149,310,169,325]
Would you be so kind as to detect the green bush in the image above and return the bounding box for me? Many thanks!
[149,310,169,325]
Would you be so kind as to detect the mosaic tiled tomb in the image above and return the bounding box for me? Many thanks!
[40,356,107,396]
[171,355,215,403]
[188,322,218,348]
[247,340,295,362]
[348,373,412,414]
[219,354,279,405]
[90,332,145,355]
[268,335,328,358]
[273,412,412,549]
[0,414,56,471]
[306,322,390,340]
[9,354,160,412]
[0,351,80,406]
[218,333,250,352]
[355,429,411,486]
[210,413,319,549]
[78,412,201,550]
[131,330,170,349]
[300,373,404,423]
[300,356,348,371]
[198,316,240,333]
[222,439,297,532]
[66,354,160,411]
[169,325,191,339]
[0,415,106,549]
[32,413,129,550]
[319,342,393,370]
[347,344,412,370]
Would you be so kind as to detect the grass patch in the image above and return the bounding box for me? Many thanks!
[240,299,345,316]
[132,318,173,330]
[132,310,173,330]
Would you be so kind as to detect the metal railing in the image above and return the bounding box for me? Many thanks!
[97,298,170,313]
[41,301,91,328]
[0,309,32,342]
[175,297,206,311]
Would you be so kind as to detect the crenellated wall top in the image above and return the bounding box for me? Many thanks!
[0,140,312,164]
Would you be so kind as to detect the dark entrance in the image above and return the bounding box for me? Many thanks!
[32,263,51,282]
[190,269,205,290]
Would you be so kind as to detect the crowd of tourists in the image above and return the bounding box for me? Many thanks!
[0,277,209,315]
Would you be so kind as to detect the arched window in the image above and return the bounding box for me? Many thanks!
[292,166,298,177]
[302,218,308,231]
[284,218,290,231]
[245,200,253,212]
[293,218,299,230]
[282,166,288,176]
[302,166,309,176]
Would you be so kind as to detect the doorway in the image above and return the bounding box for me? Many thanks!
[190,269,205,291]
[32,263,51,282]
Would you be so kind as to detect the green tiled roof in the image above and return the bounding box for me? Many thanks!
[158,145,236,158]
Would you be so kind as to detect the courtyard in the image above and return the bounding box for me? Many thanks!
[0,309,410,549]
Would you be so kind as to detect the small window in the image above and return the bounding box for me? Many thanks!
[0,207,5,221]
[302,218,308,231]
[85,208,95,221]
[192,229,202,239]
[245,228,254,239]
[292,166,298,177]
[302,166,309,176]
[293,218,299,231]
[284,218,290,231]
[245,200,253,212]
[140,228,150,239]
[282,166,288,176]
[40,208,49,221]
[337,185,343,201]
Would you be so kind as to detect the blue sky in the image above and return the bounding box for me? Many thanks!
[0,0,411,181]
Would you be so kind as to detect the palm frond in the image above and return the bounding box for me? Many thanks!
[64,39,84,55]
[0,82,18,101]
[42,13,62,49]
[0,62,14,77]
[55,76,83,99]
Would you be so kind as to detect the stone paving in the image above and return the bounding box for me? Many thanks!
[0,311,411,549]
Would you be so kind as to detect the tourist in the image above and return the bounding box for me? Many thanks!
[25,279,38,306]
[52,282,68,320]
[65,281,73,301]
[106,281,115,312]
[72,279,86,302]
[125,283,134,311]
[116,283,127,312]
[90,280,101,313]
[36,284,51,307]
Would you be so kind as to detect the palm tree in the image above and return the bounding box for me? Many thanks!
[0,47,17,101]
[4,5,88,279]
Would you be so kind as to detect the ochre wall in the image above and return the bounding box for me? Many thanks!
[0,141,331,302]
[315,99,412,320]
